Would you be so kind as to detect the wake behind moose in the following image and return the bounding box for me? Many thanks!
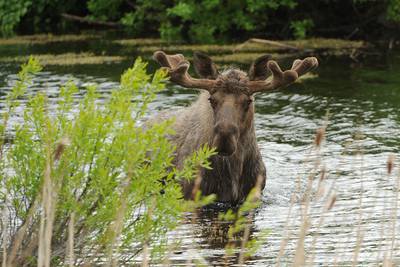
[151,51,318,204]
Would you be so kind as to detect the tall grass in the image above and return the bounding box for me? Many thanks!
[272,125,399,266]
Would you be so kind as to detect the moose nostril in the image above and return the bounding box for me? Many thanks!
[214,123,239,136]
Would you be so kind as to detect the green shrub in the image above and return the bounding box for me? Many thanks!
[2,0,400,41]
[160,0,297,43]
[0,57,215,265]
[0,0,32,36]
[387,0,400,22]
[290,19,314,40]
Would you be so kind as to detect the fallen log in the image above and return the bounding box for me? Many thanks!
[60,13,121,28]
[236,38,300,52]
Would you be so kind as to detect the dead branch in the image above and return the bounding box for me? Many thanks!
[236,38,301,51]
[60,13,121,28]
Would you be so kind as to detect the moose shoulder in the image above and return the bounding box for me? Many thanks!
[151,51,318,204]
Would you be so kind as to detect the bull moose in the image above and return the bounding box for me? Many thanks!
[152,51,318,204]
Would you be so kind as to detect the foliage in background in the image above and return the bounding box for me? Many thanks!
[0,0,84,37]
[0,0,31,36]
[116,0,400,42]
[1,0,400,41]
[387,0,400,21]
[290,19,314,40]
[0,57,215,265]
[161,0,298,42]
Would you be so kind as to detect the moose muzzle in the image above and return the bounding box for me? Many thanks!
[212,122,239,156]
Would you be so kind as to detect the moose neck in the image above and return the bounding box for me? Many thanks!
[201,93,258,203]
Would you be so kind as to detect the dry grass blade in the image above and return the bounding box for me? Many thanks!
[352,154,365,267]
[275,195,295,267]
[38,137,69,267]
[387,154,395,175]
[141,242,149,267]
[66,212,75,267]
[191,173,202,200]
[38,148,54,267]
[291,169,318,266]
[1,196,8,267]
[292,218,309,267]
[326,192,337,211]
[54,137,70,161]
[382,256,394,267]
[307,187,337,265]
[389,158,399,261]
[314,127,325,148]
[141,198,156,267]
[6,198,39,265]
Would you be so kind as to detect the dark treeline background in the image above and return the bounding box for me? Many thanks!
[1,0,399,42]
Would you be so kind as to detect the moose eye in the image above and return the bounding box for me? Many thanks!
[245,99,253,108]
[208,97,217,108]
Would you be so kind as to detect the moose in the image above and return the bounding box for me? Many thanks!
[152,50,318,204]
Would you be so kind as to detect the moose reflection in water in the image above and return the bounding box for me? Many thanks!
[178,208,260,265]
[151,51,319,204]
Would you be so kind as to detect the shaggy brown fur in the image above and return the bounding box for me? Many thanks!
[151,51,318,203]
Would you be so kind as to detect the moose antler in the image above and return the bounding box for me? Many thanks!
[153,51,217,91]
[248,57,318,94]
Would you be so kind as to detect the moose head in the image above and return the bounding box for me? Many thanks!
[153,51,318,157]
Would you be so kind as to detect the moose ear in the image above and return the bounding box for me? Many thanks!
[248,54,272,81]
[193,52,219,79]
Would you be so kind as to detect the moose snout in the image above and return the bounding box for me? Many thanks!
[212,122,239,156]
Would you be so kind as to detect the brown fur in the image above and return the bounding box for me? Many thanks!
[149,69,266,204]
[151,51,318,204]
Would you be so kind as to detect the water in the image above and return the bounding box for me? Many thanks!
[0,38,399,266]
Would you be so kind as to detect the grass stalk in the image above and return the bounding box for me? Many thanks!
[276,125,327,266]
[38,138,68,267]
[141,198,155,267]
[6,198,39,265]
[66,212,75,267]
[389,155,399,262]
[351,152,365,266]
[38,144,54,267]
[292,127,326,266]
[1,195,8,267]
[275,194,295,267]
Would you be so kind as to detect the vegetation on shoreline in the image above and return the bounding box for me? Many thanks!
[1,1,399,43]
[0,34,100,45]
[0,53,125,66]
[0,35,365,66]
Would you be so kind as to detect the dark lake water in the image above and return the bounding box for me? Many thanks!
[0,38,399,266]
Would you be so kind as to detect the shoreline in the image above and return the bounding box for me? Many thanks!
[0,33,384,66]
